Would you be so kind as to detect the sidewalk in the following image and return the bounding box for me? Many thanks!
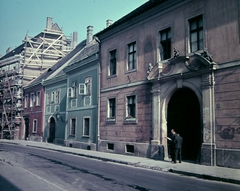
[1,139,240,185]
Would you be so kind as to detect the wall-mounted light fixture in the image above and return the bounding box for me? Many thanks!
[56,112,60,120]
[55,112,68,124]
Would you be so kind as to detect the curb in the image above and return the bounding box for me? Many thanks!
[168,169,240,185]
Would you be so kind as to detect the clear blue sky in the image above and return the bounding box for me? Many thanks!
[0,0,147,56]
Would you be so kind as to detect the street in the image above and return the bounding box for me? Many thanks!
[0,143,239,191]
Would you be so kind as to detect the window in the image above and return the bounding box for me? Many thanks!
[70,118,76,136]
[68,81,77,98]
[107,143,114,150]
[79,84,86,95]
[109,50,116,76]
[126,145,134,153]
[68,87,73,98]
[36,91,40,106]
[24,94,28,108]
[56,90,60,104]
[160,28,171,60]
[79,77,91,95]
[189,15,203,52]
[72,81,77,98]
[126,95,136,118]
[33,119,37,133]
[51,91,55,103]
[108,98,116,119]
[128,42,137,70]
[83,117,90,137]
[30,93,34,107]
[47,93,51,105]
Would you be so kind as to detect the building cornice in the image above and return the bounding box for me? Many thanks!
[101,80,149,93]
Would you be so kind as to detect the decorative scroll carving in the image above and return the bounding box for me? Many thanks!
[194,50,217,70]
[146,50,217,81]
[147,63,162,80]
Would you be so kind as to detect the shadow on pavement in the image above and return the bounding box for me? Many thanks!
[0,175,21,191]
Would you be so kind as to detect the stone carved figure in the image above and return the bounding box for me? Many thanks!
[147,63,153,75]
[173,47,180,58]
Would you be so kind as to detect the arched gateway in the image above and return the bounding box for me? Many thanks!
[148,51,217,165]
[167,88,201,162]
[48,117,56,143]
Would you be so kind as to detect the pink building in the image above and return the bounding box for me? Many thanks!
[96,0,240,168]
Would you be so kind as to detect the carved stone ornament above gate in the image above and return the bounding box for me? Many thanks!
[147,50,217,81]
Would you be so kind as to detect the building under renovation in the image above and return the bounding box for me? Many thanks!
[0,17,77,139]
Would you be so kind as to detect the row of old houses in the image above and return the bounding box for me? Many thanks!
[2,0,240,169]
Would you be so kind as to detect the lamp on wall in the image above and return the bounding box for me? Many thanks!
[55,112,68,124]
[56,112,60,120]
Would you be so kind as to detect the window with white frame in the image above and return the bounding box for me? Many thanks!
[127,42,137,70]
[24,94,28,108]
[83,117,90,136]
[70,118,76,136]
[109,49,116,76]
[30,93,34,107]
[68,81,77,98]
[51,91,55,103]
[56,90,60,104]
[189,15,203,52]
[126,95,136,119]
[108,98,116,119]
[68,87,73,98]
[72,81,77,97]
[79,84,86,95]
[47,93,51,105]
[36,91,40,106]
[160,28,171,60]
[79,77,91,95]
[33,119,37,133]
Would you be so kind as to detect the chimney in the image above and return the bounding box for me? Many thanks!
[106,19,113,27]
[72,32,78,48]
[86,26,93,45]
[6,47,12,54]
[46,17,53,29]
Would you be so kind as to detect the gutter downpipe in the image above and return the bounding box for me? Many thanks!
[211,69,216,166]
[96,38,101,151]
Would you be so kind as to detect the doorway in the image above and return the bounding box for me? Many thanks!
[48,117,56,143]
[24,118,29,140]
[167,88,201,162]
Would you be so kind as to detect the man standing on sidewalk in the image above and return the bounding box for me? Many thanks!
[169,129,176,163]
[174,134,183,163]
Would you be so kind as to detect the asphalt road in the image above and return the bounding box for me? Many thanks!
[0,143,239,191]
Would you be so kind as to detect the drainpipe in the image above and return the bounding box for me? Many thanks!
[210,69,216,166]
[96,37,101,151]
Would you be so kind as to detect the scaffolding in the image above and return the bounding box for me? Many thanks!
[0,17,76,139]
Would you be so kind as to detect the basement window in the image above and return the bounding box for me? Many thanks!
[126,145,134,154]
[107,143,114,150]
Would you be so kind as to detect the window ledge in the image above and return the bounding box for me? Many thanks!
[106,118,116,122]
[124,118,137,124]
[125,68,137,74]
[107,74,117,79]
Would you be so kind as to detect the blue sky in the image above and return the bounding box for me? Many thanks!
[0,0,147,56]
